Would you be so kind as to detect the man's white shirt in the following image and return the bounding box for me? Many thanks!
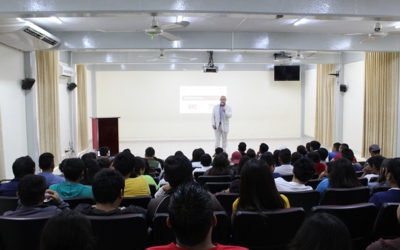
[274,164,294,175]
[274,177,313,192]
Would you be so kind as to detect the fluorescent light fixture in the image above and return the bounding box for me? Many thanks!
[50,16,63,24]
[177,16,183,22]
[16,18,24,22]
[294,19,308,26]
[396,25,400,29]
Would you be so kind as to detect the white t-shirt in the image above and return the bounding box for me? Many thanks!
[364,174,379,182]
[275,177,313,192]
[192,162,203,168]
[274,164,294,175]
[192,166,212,174]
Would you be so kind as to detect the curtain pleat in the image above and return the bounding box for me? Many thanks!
[76,65,89,152]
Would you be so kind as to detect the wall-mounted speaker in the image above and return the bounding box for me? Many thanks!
[340,84,347,92]
[67,83,77,91]
[22,78,36,90]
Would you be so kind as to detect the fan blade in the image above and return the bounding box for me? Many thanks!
[96,29,142,33]
[333,33,366,36]
[305,57,322,60]
[147,58,159,62]
[167,56,197,60]
[160,32,181,41]
[160,21,190,30]
[361,37,377,43]
[388,31,400,34]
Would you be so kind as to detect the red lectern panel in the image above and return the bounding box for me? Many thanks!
[91,117,120,156]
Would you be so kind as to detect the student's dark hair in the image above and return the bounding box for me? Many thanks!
[209,154,230,175]
[113,152,136,176]
[63,158,85,181]
[40,210,93,250]
[143,157,155,176]
[333,142,341,151]
[200,154,212,166]
[18,174,47,206]
[237,155,251,175]
[377,159,390,185]
[341,149,354,162]
[317,148,328,161]
[81,159,101,185]
[279,149,291,164]
[122,148,131,154]
[164,155,192,188]
[386,158,400,185]
[81,153,95,162]
[97,158,111,169]
[145,147,155,157]
[38,152,54,171]
[215,147,223,155]
[310,140,321,150]
[192,148,205,162]
[99,146,109,156]
[307,152,320,164]
[238,159,285,216]
[12,156,35,178]
[229,179,240,193]
[340,143,349,150]
[220,152,229,160]
[326,161,334,174]
[246,149,256,159]
[260,143,269,154]
[130,157,146,178]
[168,182,213,246]
[297,145,307,156]
[288,212,352,250]
[92,168,125,204]
[273,150,281,166]
[59,159,68,173]
[260,152,275,167]
[238,142,246,152]
[367,155,385,171]
[305,142,311,153]
[291,152,302,165]
[329,158,360,188]
[174,151,184,156]
[293,158,316,183]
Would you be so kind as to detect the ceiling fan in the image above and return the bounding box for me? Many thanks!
[334,21,400,43]
[141,49,197,61]
[291,51,321,60]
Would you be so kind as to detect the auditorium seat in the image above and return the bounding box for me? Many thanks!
[231,208,305,250]
[88,214,148,250]
[320,187,370,206]
[279,190,320,215]
[369,176,379,183]
[372,202,400,240]
[234,175,241,180]
[305,179,322,190]
[194,171,205,181]
[215,193,239,218]
[0,196,19,215]
[153,177,160,185]
[0,179,12,184]
[0,215,52,250]
[281,174,293,182]
[63,196,95,210]
[204,182,231,194]
[358,177,368,186]
[198,175,231,186]
[371,185,391,196]
[120,196,152,209]
[152,167,162,174]
[312,173,320,179]
[312,203,376,250]
[149,184,156,198]
[356,171,364,177]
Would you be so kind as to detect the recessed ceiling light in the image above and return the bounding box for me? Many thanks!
[50,16,63,24]
[395,25,400,29]
[177,16,183,22]
[16,18,24,22]
[294,19,308,26]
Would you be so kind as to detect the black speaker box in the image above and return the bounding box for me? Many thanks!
[21,78,35,90]
[67,83,77,91]
[340,84,347,93]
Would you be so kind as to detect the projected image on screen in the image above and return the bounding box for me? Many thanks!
[180,86,227,113]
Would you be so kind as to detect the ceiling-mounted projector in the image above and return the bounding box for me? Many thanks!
[203,66,218,73]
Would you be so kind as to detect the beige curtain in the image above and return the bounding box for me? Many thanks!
[0,104,6,180]
[315,64,336,146]
[76,65,89,152]
[36,51,61,164]
[362,52,399,158]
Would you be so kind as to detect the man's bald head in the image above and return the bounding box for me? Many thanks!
[220,96,227,105]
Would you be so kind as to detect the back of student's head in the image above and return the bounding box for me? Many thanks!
[317,148,328,161]
[40,210,93,250]
[200,154,212,167]
[229,179,240,193]
[97,157,111,169]
[220,152,229,160]
[333,142,341,152]
[279,149,291,164]
[237,155,251,175]
[215,147,223,155]
[306,143,311,153]
[246,149,256,159]
[293,158,316,182]
[92,168,125,204]
[168,182,213,247]
[18,174,46,206]
[326,161,334,174]
[113,152,136,176]
[174,151,184,157]
[192,148,205,162]
[81,159,101,185]
[145,147,155,157]
[330,158,359,188]
[307,152,320,164]
[39,153,54,171]
[238,142,246,152]
[99,146,109,156]
[81,152,96,162]
[310,140,321,150]
[367,155,385,171]
[260,152,274,167]
[59,159,68,173]
[291,152,302,165]
[297,145,307,156]
[63,158,85,181]
[273,150,281,166]
[341,149,354,162]
[131,157,146,178]
[340,143,349,150]
[288,212,352,250]
[260,143,269,154]
[386,158,400,185]
[12,156,35,178]
[209,154,230,175]
[164,155,192,188]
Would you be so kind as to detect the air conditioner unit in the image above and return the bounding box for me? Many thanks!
[59,64,75,77]
[0,21,60,51]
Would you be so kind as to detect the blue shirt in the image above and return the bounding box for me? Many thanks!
[37,172,65,187]
[316,178,330,197]
[0,178,21,196]
[369,188,400,211]
[353,164,362,171]
[328,152,339,161]
[273,173,282,179]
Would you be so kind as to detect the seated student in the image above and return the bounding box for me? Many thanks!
[37,153,65,186]
[317,148,329,164]
[213,147,224,158]
[316,158,360,196]
[147,182,248,250]
[318,161,334,180]
[0,156,35,196]
[193,154,213,174]
[291,152,302,165]
[74,169,146,216]
[204,154,234,179]
[309,140,321,152]
[232,159,290,219]
[132,157,158,190]
[145,147,161,169]
[246,149,256,159]
[275,158,315,192]
[80,158,101,186]
[369,158,400,211]
[328,142,341,161]
[4,174,69,216]
[97,157,111,169]
[333,143,357,162]
[229,151,241,174]
[40,210,93,250]
[297,145,307,157]
[273,150,281,167]
[191,148,205,169]
[238,142,247,156]
[113,152,150,197]
[260,152,282,179]
[288,212,352,250]
[366,205,400,250]
[341,149,362,171]
[256,143,269,159]
[362,155,385,182]
[236,155,251,175]
[307,152,326,174]
[274,149,293,175]
[99,146,110,158]
[305,142,311,154]
[49,158,94,198]
[369,159,390,191]
[81,152,97,161]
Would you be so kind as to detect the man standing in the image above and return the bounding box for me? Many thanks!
[211,96,232,152]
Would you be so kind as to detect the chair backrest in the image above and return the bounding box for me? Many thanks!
[153,167,162,173]
[279,190,320,215]
[0,179,12,184]
[152,211,231,246]
[149,184,156,198]
[356,171,364,177]
[194,171,205,181]
[0,215,52,250]
[153,177,160,185]
[312,173,320,179]
[369,177,379,183]
[373,202,400,240]
[198,175,231,186]
[0,197,19,215]
[215,193,239,218]
[281,174,293,182]
[120,196,152,209]
[371,185,391,196]
[204,182,231,194]
[305,179,323,190]
[234,175,241,180]
[63,196,95,210]
[311,203,377,250]
[88,214,148,250]
[320,187,371,206]
[359,177,368,186]
[232,208,305,250]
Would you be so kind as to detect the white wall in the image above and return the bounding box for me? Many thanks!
[0,44,28,178]
[96,71,301,140]
[343,61,365,155]
[58,62,71,158]
[87,68,93,144]
[304,69,316,137]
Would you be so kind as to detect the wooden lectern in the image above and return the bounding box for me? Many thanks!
[91,117,120,156]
